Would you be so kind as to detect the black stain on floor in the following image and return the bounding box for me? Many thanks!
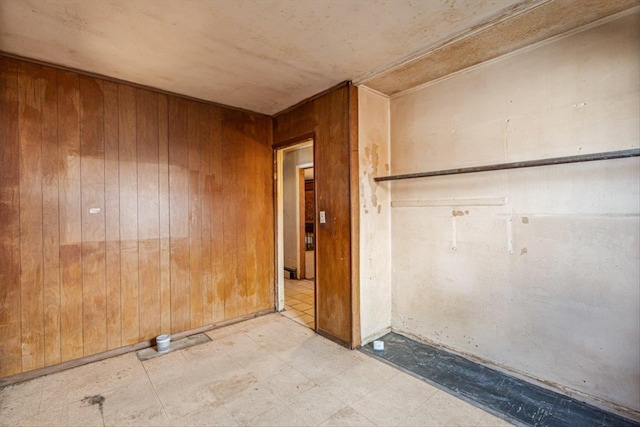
[360,333,639,427]
[82,394,105,416]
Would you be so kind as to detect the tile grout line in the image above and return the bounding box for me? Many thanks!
[140,359,171,422]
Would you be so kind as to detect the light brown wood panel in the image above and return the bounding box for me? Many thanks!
[41,65,61,366]
[200,105,214,325]
[235,116,248,318]
[245,119,259,313]
[0,55,276,380]
[273,84,359,347]
[80,76,107,356]
[188,102,204,328]
[118,84,140,345]
[103,81,121,350]
[158,94,171,334]
[208,106,225,322]
[256,117,275,311]
[136,88,161,341]
[0,57,23,377]
[222,112,243,319]
[168,96,191,333]
[58,70,83,362]
[18,61,45,371]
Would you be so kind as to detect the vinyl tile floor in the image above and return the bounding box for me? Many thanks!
[282,278,315,329]
[0,313,510,426]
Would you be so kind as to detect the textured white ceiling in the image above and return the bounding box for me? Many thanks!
[0,0,528,114]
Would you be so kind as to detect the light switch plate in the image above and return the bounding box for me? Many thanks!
[319,211,326,223]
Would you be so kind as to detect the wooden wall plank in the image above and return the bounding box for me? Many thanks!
[209,106,225,322]
[158,94,171,334]
[0,57,23,376]
[118,84,140,345]
[58,70,83,362]
[168,96,191,333]
[188,102,203,327]
[257,117,275,311]
[41,66,61,366]
[314,87,352,344]
[200,105,214,326]
[18,61,45,371]
[103,81,121,350]
[80,76,107,356]
[136,88,161,340]
[222,113,242,320]
[245,119,259,314]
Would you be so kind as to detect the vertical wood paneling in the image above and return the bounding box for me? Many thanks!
[209,106,225,322]
[0,57,23,376]
[314,88,352,343]
[103,81,121,350]
[245,120,259,313]
[188,103,203,328]
[1,56,276,379]
[200,105,214,325]
[80,76,107,356]
[41,66,61,366]
[257,118,274,311]
[58,70,83,362]
[158,94,171,334]
[168,96,191,333]
[273,84,358,347]
[136,88,160,340]
[222,114,242,319]
[118,84,140,345]
[18,61,45,371]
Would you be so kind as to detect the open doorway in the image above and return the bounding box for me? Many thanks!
[275,140,315,329]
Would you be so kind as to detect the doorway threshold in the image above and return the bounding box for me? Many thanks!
[360,333,638,427]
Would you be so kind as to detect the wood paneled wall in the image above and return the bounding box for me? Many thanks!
[0,56,274,378]
[273,84,360,348]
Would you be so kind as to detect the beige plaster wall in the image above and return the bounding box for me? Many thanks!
[388,11,640,412]
[358,86,392,343]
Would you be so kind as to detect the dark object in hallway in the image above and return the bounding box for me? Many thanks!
[361,333,639,427]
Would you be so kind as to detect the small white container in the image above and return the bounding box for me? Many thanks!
[156,334,171,353]
[373,340,384,351]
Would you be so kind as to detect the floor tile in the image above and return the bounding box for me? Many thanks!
[401,390,487,426]
[283,385,348,426]
[349,373,438,426]
[0,314,512,427]
[244,400,310,426]
[169,403,238,426]
[320,406,375,426]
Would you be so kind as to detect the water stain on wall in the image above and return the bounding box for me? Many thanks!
[364,141,380,212]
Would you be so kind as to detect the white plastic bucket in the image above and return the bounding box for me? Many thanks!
[156,334,171,353]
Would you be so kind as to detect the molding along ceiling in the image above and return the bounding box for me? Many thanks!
[358,0,639,96]
[0,0,636,114]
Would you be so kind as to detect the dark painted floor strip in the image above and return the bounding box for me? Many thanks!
[360,333,639,427]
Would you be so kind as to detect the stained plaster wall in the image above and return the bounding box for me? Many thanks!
[387,12,640,412]
[358,86,392,343]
